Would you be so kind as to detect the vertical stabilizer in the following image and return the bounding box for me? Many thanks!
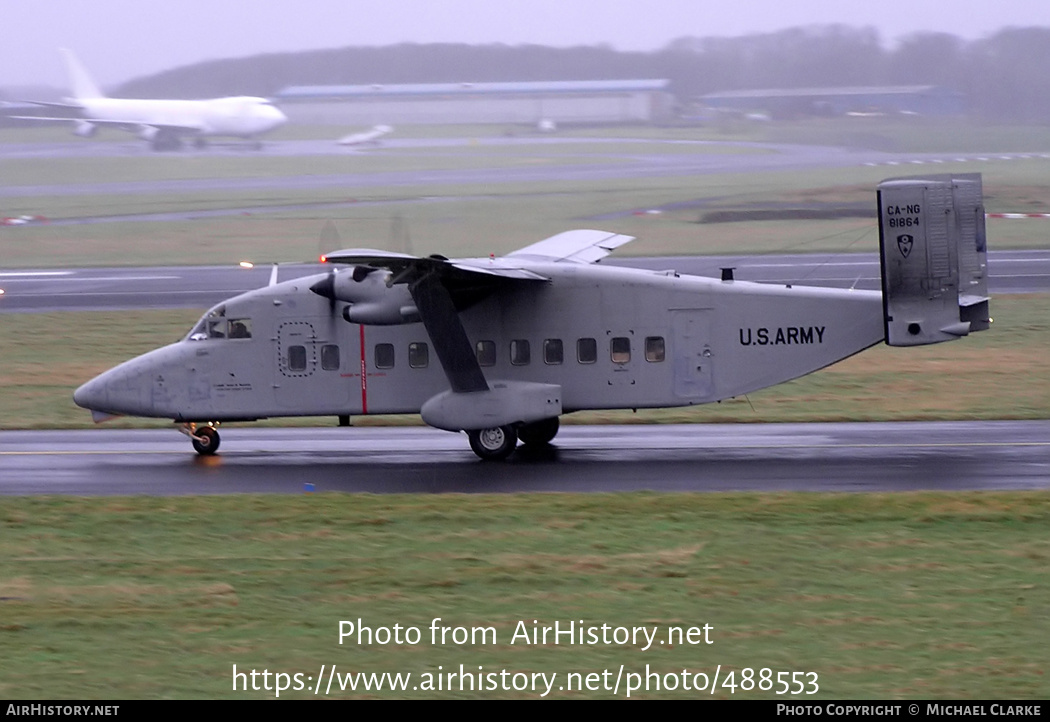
[60,48,104,100]
[878,173,990,346]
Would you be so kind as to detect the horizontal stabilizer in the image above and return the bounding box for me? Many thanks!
[878,173,991,346]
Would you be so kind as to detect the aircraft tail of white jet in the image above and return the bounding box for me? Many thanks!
[877,173,991,346]
[60,48,104,100]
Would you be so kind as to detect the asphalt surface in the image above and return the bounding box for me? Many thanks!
[2,137,1045,199]
[0,250,1046,312]
[2,421,1047,496]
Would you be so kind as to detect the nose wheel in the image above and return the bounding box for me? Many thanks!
[180,423,221,455]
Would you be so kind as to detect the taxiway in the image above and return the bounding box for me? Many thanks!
[1,250,1047,313]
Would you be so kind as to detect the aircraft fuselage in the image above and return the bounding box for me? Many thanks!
[76,96,288,138]
[73,264,884,423]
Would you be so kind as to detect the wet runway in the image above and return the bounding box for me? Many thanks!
[2,421,1047,496]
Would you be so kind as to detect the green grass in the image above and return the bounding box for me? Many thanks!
[4,122,1050,268]
[1,492,1047,698]
[2,294,1047,430]
[3,158,1050,268]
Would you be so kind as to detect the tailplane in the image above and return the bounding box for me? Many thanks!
[877,173,991,346]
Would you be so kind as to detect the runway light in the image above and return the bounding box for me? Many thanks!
[0,288,5,295]
[238,261,254,269]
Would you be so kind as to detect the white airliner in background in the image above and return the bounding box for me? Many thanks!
[16,49,288,151]
[338,124,393,146]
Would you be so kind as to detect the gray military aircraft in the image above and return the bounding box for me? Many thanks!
[74,174,990,460]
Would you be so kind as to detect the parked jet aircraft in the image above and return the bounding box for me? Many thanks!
[15,49,287,151]
[338,124,393,146]
[74,174,990,460]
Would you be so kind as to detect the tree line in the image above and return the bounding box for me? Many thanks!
[114,25,1050,123]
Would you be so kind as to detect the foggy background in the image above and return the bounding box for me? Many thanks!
[5,0,1050,89]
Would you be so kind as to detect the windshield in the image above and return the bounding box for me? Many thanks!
[186,306,226,341]
[187,306,253,341]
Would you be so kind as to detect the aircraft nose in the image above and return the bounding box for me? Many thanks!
[269,106,288,128]
[73,361,153,420]
[73,373,118,421]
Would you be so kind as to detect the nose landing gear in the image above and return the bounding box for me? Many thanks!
[179,422,221,455]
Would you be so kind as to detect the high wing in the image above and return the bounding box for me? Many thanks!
[506,228,635,263]
[321,229,634,282]
[315,229,635,422]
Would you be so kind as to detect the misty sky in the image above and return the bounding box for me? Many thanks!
[5,0,1050,90]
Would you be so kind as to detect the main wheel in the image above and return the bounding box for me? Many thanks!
[468,426,517,461]
[191,426,220,455]
[517,417,560,446]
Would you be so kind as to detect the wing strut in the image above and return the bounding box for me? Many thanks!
[409,273,489,393]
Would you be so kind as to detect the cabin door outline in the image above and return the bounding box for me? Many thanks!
[672,309,714,399]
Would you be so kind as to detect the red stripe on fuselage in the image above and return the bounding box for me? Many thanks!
[359,324,368,414]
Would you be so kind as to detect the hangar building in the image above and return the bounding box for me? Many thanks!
[273,79,672,125]
[700,85,965,118]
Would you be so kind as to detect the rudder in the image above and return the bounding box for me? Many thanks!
[877,173,990,346]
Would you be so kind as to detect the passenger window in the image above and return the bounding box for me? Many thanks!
[288,345,307,371]
[375,343,395,369]
[321,344,340,370]
[409,342,429,368]
[645,336,665,362]
[476,340,496,367]
[611,337,631,364]
[577,338,597,364]
[228,318,252,339]
[510,339,530,366]
[543,339,563,365]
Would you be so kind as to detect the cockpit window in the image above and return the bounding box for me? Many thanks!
[187,306,250,341]
[228,319,252,339]
[206,318,227,339]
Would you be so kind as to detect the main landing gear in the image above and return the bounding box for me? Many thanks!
[468,426,517,461]
[467,417,560,461]
[180,422,221,455]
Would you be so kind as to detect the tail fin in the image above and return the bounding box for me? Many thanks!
[877,173,991,346]
[60,48,104,100]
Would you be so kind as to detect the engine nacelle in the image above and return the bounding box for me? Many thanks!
[311,268,420,325]
[342,301,420,325]
[73,120,97,138]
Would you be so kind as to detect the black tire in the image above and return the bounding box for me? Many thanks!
[517,417,560,446]
[191,427,220,455]
[468,426,517,461]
